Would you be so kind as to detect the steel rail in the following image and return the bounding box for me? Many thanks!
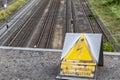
[36,0,56,48]
[7,1,42,46]
[84,0,120,51]
[45,0,60,48]
[7,0,49,47]
[83,0,108,41]
[79,0,93,33]
[71,0,77,32]
[80,0,108,41]
[17,0,50,47]
[66,0,71,32]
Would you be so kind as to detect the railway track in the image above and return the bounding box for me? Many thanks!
[79,0,108,41]
[65,0,71,33]
[3,0,49,47]
[71,0,77,32]
[77,0,93,33]
[1,0,119,51]
[81,0,120,51]
[35,0,60,48]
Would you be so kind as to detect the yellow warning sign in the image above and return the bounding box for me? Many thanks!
[63,34,96,62]
[60,34,96,78]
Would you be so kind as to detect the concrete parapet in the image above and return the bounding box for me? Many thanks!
[0,46,119,80]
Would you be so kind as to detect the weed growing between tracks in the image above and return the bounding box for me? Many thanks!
[103,42,114,52]
[0,0,28,22]
[88,12,95,19]
[88,0,120,50]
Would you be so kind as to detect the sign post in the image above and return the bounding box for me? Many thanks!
[56,33,103,80]
[2,0,9,28]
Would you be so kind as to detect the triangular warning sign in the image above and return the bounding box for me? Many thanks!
[63,34,96,62]
[57,33,103,79]
[60,34,97,78]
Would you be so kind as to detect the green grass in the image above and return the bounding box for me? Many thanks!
[103,42,115,52]
[88,0,120,51]
[0,0,28,22]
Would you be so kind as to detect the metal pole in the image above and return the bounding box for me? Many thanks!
[2,0,8,28]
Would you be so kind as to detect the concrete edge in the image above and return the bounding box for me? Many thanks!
[0,46,120,55]
[104,52,120,56]
[0,46,62,52]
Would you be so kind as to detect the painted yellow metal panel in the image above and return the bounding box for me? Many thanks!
[60,34,96,78]
[62,60,96,65]
[60,64,95,77]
